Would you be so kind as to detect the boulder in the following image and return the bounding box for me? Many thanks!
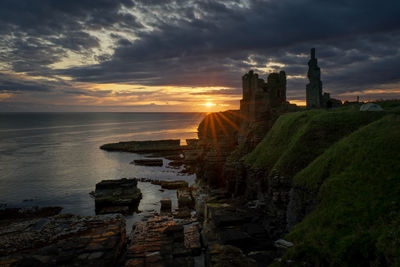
[94,178,142,214]
[274,239,293,249]
[160,198,172,212]
[174,208,191,219]
[177,188,195,209]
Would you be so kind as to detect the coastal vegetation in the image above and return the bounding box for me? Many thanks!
[241,102,400,265]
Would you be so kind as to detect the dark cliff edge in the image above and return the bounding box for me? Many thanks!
[193,101,400,266]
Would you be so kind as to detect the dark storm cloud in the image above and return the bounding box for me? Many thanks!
[1,0,400,100]
[0,73,55,92]
[0,72,111,97]
[53,0,400,97]
[0,0,142,75]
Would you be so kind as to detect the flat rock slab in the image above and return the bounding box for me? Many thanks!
[132,159,163,167]
[161,180,188,190]
[0,213,126,267]
[100,140,182,153]
[132,178,189,190]
[126,216,193,267]
[94,178,142,214]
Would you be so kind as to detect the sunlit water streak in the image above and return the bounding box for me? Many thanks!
[0,112,205,229]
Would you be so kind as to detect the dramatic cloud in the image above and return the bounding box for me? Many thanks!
[0,0,399,111]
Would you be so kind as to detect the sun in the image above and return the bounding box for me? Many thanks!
[204,102,216,107]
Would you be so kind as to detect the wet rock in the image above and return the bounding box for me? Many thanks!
[132,159,163,167]
[274,239,293,249]
[177,188,195,209]
[160,198,172,213]
[93,178,142,215]
[174,208,191,219]
[126,216,193,267]
[0,213,126,267]
[167,159,184,168]
[131,178,190,190]
[161,180,188,190]
[100,139,182,153]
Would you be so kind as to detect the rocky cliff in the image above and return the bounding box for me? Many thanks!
[192,100,400,266]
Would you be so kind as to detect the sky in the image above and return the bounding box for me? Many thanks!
[0,0,399,112]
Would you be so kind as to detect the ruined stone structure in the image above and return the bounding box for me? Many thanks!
[239,70,287,148]
[306,48,323,108]
[306,48,341,109]
[195,69,291,188]
[240,70,286,123]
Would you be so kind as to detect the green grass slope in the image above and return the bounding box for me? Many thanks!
[283,114,400,266]
[244,108,386,180]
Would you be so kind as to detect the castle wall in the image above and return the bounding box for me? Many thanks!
[240,70,287,124]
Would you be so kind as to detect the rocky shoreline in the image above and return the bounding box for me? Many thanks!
[0,172,292,267]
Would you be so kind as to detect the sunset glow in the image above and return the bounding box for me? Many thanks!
[204,102,216,107]
[0,1,398,112]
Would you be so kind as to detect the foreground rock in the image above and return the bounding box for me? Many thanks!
[208,244,257,266]
[93,178,142,214]
[100,139,182,153]
[125,216,198,266]
[0,208,126,267]
[132,159,163,166]
[194,187,279,266]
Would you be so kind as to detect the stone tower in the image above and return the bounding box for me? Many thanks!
[240,70,287,123]
[306,48,323,108]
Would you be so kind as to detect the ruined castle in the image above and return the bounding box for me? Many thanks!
[240,70,287,123]
[238,70,288,147]
[306,48,341,108]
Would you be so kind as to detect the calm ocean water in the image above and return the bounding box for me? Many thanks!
[0,112,205,226]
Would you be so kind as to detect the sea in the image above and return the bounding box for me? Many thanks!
[0,112,205,229]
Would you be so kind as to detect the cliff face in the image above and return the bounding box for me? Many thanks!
[244,109,387,237]
[193,101,400,265]
[195,110,241,187]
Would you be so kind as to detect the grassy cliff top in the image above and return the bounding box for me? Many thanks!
[284,114,400,266]
[244,107,387,178]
